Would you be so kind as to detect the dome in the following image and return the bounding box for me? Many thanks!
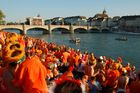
[94,9,109,19]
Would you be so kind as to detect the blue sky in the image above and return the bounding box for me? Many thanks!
[0,0,140,22]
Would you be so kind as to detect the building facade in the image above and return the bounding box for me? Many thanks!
[64,16,87,26]
[119,15,140,33]
[26,15,44,25]
[87,9,109,27]
[107,16,120,31]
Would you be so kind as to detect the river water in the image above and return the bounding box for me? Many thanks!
[5,30,140,71]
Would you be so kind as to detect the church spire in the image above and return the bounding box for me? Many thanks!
[37,14,41,17]
[103,8,107,14]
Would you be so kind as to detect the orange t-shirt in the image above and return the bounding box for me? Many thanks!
[62,52,70,63]
[13,55,48,93]
[75,55,80,66]
[107,70,120,87]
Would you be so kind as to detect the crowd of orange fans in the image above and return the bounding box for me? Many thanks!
[0,31,140,93]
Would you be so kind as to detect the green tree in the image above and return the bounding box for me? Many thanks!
[0,10,6,24]
[0,10,5,20]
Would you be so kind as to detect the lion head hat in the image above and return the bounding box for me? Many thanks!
[2,32,25,63]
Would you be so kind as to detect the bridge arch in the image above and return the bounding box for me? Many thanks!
[101,28,110,33]
[1,28,24,34]
[74,28,88,33]
[52,27,70,34]
[49,25,69,31]
[89,28,100,33]
[0,26,23,31]
[26,27,49,34]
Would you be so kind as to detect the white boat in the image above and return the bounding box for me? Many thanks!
[69,38,80,43]
[115,36,128,41]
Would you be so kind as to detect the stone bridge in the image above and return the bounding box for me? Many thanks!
[0,25,100,35]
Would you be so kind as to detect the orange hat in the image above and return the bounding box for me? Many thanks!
[3,42,25,63]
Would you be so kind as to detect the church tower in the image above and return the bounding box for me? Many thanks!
[103,9,107,14]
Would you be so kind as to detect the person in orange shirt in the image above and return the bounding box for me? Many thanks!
[106,63,120,93]
[61,48,70,66]
[13,55,48,93]
[74,53,80,67]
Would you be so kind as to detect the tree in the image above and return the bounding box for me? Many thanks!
[0,10,5,20]
[0,10,6,24]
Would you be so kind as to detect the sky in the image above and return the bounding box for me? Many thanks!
[0,0,140,22]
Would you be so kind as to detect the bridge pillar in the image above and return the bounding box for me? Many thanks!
[48,24,52,34]
[20,30,27,35]
[98,27,102,32]
[87,25,90,31]
[22,24,27,35]
[69,24,74,34]
[23,30,27,35]
[19,31,24,35]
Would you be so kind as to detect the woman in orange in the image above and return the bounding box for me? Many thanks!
[13,55,48,93]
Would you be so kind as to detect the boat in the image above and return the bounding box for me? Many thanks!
[69,38,80,43]
[115,36,128,41]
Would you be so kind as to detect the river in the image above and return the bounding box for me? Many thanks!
[5,30,140,71]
